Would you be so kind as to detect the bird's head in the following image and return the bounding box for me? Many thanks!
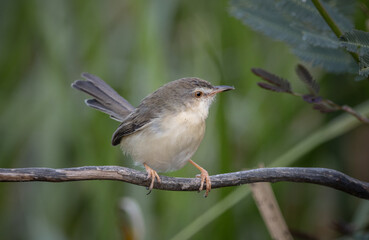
[146,78,234,120]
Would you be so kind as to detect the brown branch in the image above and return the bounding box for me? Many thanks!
[341,105,369,124]
[0,166,368,199]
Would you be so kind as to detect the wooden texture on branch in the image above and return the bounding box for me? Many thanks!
[0,166,368,199]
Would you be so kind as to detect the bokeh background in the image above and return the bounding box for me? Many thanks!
[0,1,369,239]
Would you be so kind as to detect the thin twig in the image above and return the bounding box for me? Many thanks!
[0,166,368,199]
[316,100,369,124]
[341,105,369,124]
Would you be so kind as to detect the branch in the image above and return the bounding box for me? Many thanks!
[0,166,368,199]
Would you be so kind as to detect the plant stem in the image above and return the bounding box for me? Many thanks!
[311,0,342,37]
[311,0,360,63]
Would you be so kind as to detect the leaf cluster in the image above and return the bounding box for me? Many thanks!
[252,64,369,124]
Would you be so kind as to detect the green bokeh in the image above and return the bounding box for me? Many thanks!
[0,1,368,239]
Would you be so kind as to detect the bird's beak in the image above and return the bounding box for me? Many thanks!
[210,85,235,95]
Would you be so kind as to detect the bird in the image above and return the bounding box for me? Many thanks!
[72,73,234,196]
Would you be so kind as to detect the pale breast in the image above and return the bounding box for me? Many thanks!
[120,107,207,172]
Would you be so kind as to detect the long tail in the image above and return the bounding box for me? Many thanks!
[72,73,135,122]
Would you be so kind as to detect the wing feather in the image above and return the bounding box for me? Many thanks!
[111,108,156,146]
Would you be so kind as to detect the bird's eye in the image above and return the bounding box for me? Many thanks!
[194,91,203,98]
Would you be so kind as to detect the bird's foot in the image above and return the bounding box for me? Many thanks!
[196,169,211,197]
[144,163,161,195]
[189,160,211,197]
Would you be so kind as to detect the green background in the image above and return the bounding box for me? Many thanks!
[0,1,368,239]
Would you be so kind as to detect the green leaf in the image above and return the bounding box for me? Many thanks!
[230,0,302,46]
[293,45,357,73]
[325,0,356,17]
[340,29,369,55]
[302,31,340,49]
[277,0,353,33]
[230,0,355,74]
[359,53,369,77]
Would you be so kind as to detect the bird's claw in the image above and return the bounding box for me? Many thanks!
[144,164,161,194]
[196,170,211,197]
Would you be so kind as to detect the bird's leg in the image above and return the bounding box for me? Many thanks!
[189,160,211,197]
[143,163,161,194]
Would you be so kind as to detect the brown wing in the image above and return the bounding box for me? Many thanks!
[111,80,173,145]
[111,107,156,146]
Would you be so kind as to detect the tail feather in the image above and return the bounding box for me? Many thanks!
[72,73,134,121]
[85,99,125,122]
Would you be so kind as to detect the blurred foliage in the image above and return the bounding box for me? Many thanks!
[340,29,369,78]
[230,0,358,74]
[0,0,369,240]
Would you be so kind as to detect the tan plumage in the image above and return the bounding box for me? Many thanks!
[72,73,234,196]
